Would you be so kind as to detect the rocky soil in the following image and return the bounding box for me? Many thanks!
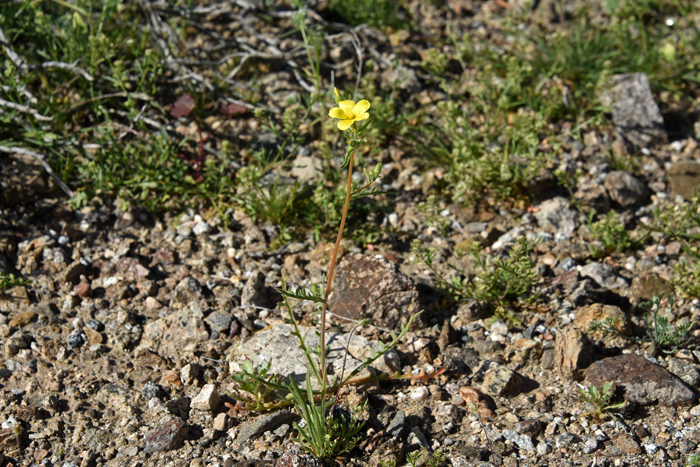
[3,0,700,466]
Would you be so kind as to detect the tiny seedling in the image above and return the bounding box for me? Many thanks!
[587,292,692,355]
[577,381,624,420]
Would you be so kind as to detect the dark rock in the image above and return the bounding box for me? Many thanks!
[66,330,86,350]
[668,161,700,200]
[329,254,422,330]
[630,273,674,302]
[205,312,234,334]
[142,417,189,454]
[443,346,480,374]
[516,419,544,436]
[586,354,696,406]
[235,410,298,446]
[386,410,406,437]
[610,73,667,147]
[60,261,89,286]
[604,171,649,208]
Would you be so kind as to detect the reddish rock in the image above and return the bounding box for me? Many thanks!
[459,386,496,419]
[586,354,696,407]
[74,278,92,298]
[142,417,188,454]
[328,254,422,330]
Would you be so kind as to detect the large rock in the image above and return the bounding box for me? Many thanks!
[575,303,631,337]
[604,171,649,208]
[610,73,667,147]
[668,161,700,200]
[585,354,696,406]
[579,262,627,290]
[328,254,422,330]
[227,323,397,386]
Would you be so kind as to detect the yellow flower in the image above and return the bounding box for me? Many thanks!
[328,97,370,131]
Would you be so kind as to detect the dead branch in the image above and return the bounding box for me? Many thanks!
[0,97,53,122]
[0,146,74,198]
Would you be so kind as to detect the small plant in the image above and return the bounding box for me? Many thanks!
[587,293,692,354]
[412,235,538,320]
[588,211,633,258]
[647,196,700,299]
[577,381,624,420]
[688,453,700,466]
[406,448,445,467]
[0,273,27,290]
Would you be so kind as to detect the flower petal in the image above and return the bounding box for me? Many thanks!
[339,100,356,117]
[354,100,370,114]
[337,119,354,131]
[329,107,349,120]
[354,112,369,122]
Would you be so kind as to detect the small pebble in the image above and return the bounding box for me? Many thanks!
[410,386,430,401]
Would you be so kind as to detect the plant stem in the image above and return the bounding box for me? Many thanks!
[320,147,356,386]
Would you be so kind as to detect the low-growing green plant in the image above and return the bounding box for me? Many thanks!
[588,211,633,258]
[412,235,538,321]
[0,273,27,290]
[327,0,408,30]
[647,195,700,299]
[406,99,553,206]
[587,293,692,354]
[577,381,624,420]
[688,453,700,466]
[407,448,446,467]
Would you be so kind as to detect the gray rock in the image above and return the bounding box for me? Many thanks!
[192,221,212,236]
[205,312,234,334]
[386,410,406,436]
[586,354,696,406]
[503,429,535,450]
[235,410,298,446]
[481,366,522,397]
[227,323,363,387]
[346,333,400,374]
[329,254,422,331]
[534,197,579,237]
[668,358,700,388]
[582,436,599,454]
[579,262,627,290]
[291,155,323,182]
[604,171,649,207]
[668,161,700,200]
[556,431,580,447]
[142,381,163,400]
[610,73,667,147]
[142,417,189,453]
